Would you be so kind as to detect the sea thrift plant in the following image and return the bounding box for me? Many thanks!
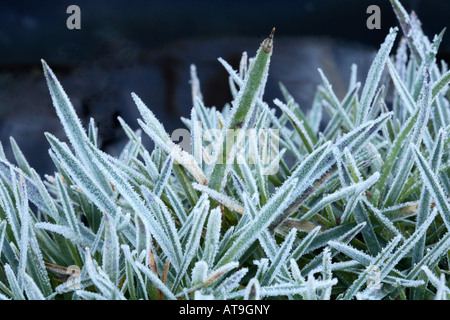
[0,0,449,300]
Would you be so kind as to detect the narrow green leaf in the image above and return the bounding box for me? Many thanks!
[41,60,110,192]
[357,27,397,125]
[209,29,274,191]
[102,213,120,286]
[411,145,450,228]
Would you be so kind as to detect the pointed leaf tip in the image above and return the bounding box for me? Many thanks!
[262,28,275,53]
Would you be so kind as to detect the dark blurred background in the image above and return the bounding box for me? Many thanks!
[0,0,449,175]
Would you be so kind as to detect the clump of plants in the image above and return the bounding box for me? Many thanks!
[0,0,449,300]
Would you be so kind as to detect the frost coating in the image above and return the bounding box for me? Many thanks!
[0,1,449,300]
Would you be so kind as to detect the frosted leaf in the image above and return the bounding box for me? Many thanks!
[27,231,53,297]
[355,287,386,300]
[251,261,268,281]
[408,232,450,279]
[215,178,298,268]
[102,213,120,286]
[412,131,445,263]
[380,208,439,280]
[0,221,6,258]
[140,185,182,261]
[421,266,450,300]
[290,259,305,285]
[17,174,29,289]
[84,248,125,300]
[90,216,106,255]
[341,235,402,300]
[268,279,336,299]
[329,260,361,272]
[190,108,203,166]
[0,292,9,300]
[214,267,248,299]
[22,272,45,300]
[244,278,260,300]
[362,198,403,238]
[300,172,380,222]
[35,222,82,245]
[0,141,5,160]
[9,137,33,179]
[85,139,183,270]
[55,174,80,234]
[153,156,173,197]
[46,133,118,217]
[218,57,243,87]
[289,226,321,261]
[384,278,425,288]
[172,195,210,290]
[335,113,392,158]
[274,98,314,151]
[174,261,240,299]
[0,179,20,241]
[190,64,203,107]
[115,211,131,232]
[165,185,188,224]
[202,207,222,267]
[316,69,354,130]
[394,37,408,81]
[272,142,333,226]
[42,61,111,193]
[194,290,215,300]
[320,247,333,300]
[4,264,25,300]
[209,30,274,191]
[343,147,363,181]
[432,69,450,101]
[261,102,303,160]
[75,290,108,300]
[333,146,348,187]
[305,272,318,300]
[262,147,286,177]
[207,261,239,282]
[411,69,432,144]
[411,144,450,227]
[122,245,149,300]
[308,91,324,134]
[192,261,209,286]
[134,93,207,185]
[0,160,50,218]
[240,197,275,259]
[194,98,215,137]
[387,59,416,114]
[230,169,247,199]
[328,240,372,266]
[434,274,449,300]
[239,51,248,79]
[261,229,297,286]
[193,183,245,215]
[286,113,390,222]
[357,27,397,125]
[29,168,60,224]
[132,92,171,143]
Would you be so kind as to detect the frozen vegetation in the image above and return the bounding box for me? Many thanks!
[0,0,449,300]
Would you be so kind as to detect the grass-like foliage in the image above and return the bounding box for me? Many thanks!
[1,0,450,300]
